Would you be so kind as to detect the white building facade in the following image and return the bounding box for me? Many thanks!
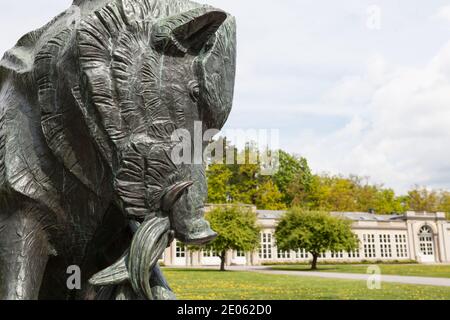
[162,208,450,267]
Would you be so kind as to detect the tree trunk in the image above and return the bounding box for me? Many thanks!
[311,253,318,270]
[220,250,226,271]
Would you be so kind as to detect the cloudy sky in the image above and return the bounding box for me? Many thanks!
[1,0,450,194]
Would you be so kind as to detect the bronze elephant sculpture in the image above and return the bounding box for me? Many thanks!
[0,0,236,300]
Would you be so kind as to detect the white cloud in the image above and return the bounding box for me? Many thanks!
[296,42,450,194]
[434,5,450,22]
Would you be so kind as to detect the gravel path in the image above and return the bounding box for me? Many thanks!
[227,266,450,287]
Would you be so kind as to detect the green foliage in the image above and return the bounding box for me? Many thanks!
[405,187,450,217]
[192,206,261,270]
[206,139,450,216]
[206,142,286,210]
[439,191,450,215]
[254,180,286,210]
[229,158,260,204]
[275,208,358,269]
[290,174,406,214]
[406,187,440,212]
[370,188,405,214]
[206,164,233,203]
[205,206,261,253]
[273,151,313,205]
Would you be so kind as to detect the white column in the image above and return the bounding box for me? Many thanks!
[186,250,191,266]
[407,222,416,261]
[444,224,450,262]
[171,241,177,265]
[249,251,260,266]
[437,222,447,262]
[225,250,232,266]
[164,246,172,266]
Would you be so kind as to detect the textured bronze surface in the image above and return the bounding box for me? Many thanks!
[0,0,236,300]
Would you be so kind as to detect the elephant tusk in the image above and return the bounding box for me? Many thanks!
[89,217,170,298]
[89,251,130,286]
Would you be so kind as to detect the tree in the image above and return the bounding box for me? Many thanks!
[323,176,359,211]
[206,164,233,203]
[290,174,406,214]
[406,186,439,212]
[290,174,358,211]
[254,180,286,210]
[206,141,287,209]
[438,191,450,220]
[229,154,259,204]
[201,206,261,271]
[275,208,359,270]
[353,177,405,214]
[273,151,313,205]
[371,188,405,214]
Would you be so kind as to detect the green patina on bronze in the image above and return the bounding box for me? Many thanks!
[0,0,236,300]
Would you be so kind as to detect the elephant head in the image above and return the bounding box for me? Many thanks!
[75,1,236,245]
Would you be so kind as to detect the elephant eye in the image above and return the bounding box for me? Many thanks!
[189,81,200,102]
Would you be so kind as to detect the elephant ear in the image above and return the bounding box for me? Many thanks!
[35,27,108,196]
[196,16,237,130]
[152,7,228,54]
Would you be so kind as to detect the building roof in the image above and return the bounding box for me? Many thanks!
[330,212,404,222]
[256,210,286,220]
[256,210,405,222]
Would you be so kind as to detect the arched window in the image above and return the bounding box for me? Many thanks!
[418,225,434,256]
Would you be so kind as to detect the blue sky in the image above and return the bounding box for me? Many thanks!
[1,0,450,194]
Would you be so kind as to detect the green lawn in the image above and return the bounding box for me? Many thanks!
[270,264,450,278]
[163,268,450,300]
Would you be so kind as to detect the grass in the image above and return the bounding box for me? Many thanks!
[163,268,450,300]
[270,263,450,278]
